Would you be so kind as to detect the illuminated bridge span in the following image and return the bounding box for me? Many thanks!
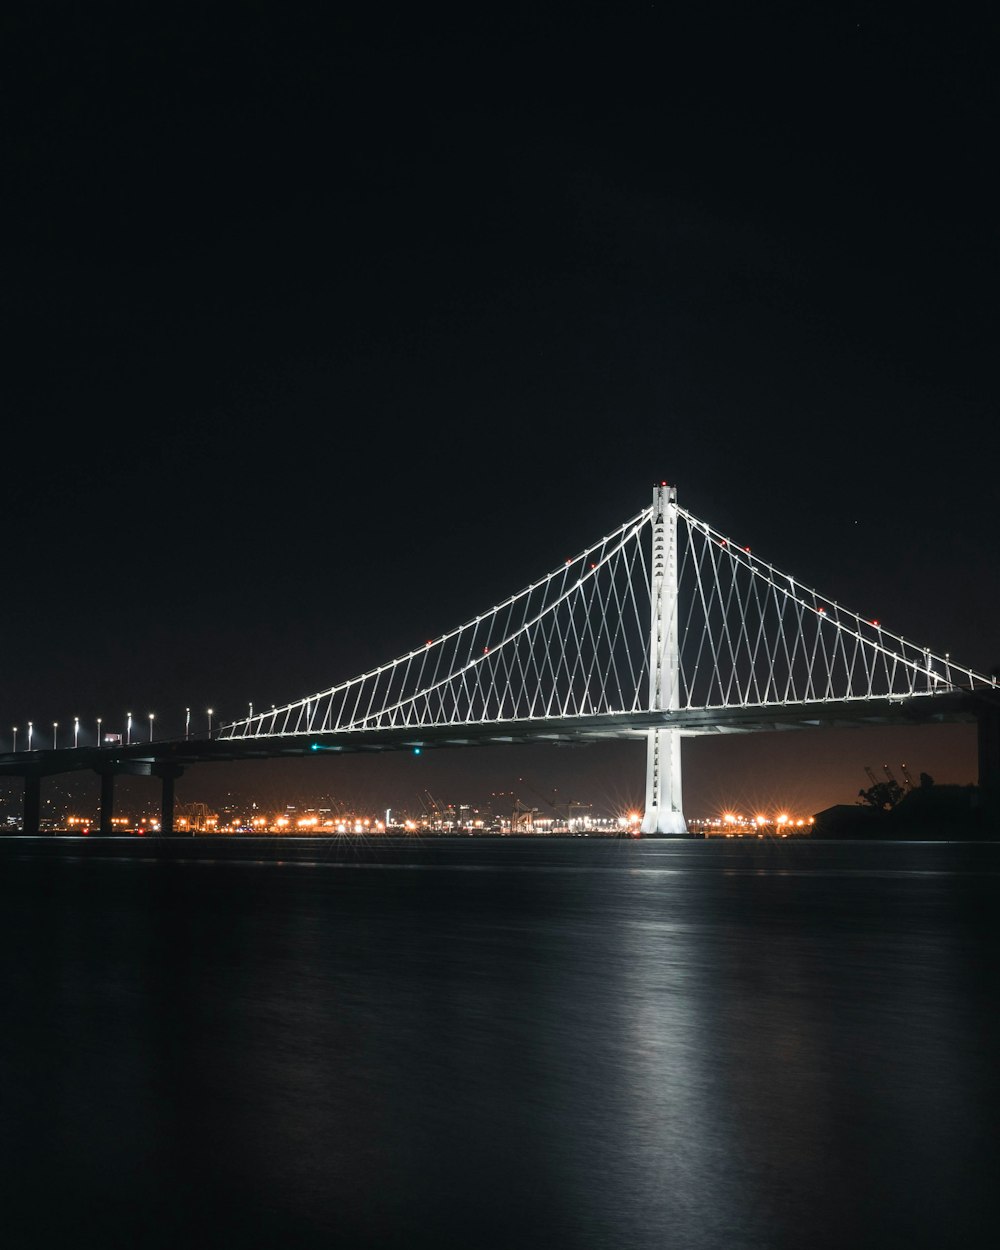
[3,486,998,834]
[218,484,997,834]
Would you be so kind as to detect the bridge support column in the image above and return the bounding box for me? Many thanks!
[23,774,41,835]
[98,770,115,835]
[641,726,686,835]
[155,765,184,835]
[978,706,1000,796]
[641,483,688,835]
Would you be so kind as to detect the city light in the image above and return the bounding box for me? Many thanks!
[2,774,822,839]
[678,809,816,839]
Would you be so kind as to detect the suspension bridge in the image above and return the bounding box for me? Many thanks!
[2,485,997,835]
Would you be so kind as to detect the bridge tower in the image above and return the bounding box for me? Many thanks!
[641,483,688,835]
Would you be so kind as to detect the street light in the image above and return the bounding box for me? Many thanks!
[185,707,191,740]
[12,727,17,753]
[27,721,33,751]
[74,716,80,748]
[97,717,102,747]
[207,708,214,737]
[127,712,132,745]
[53,722,58,750]
[148,713,154,742]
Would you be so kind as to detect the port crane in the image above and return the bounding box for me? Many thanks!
[859,764,907,810]
[517,777,560,815]
[418,789,446,826]
[881,764,906,806]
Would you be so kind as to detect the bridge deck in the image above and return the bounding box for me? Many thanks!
[0,691,990,778]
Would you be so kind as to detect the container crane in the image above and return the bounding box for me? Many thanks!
[518,777,559,812]
[517,778,562,831]
[860,765,900,810]
[899,762,917,791]
[882,764,905,807]
[417,790,445,827]
[860,763,915,810]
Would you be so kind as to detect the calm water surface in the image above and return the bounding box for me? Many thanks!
[2,835,998,1249]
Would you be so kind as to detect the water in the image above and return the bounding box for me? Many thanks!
[2,834,998,1249]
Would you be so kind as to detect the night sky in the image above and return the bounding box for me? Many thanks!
[4,7,997,818]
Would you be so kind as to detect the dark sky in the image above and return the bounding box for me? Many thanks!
[4,6,997,817]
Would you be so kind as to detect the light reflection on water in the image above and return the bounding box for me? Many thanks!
[1,836,997,1248]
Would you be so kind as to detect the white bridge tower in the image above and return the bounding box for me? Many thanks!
[641,483,688,835]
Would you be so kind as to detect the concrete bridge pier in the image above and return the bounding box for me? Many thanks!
[640,726,687,835]
[979,705,1000,797]
[155,764,184,835]
[22,773,41,835]
[99,769,116,835]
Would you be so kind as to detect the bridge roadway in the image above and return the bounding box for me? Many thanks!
[1,689,997,835]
